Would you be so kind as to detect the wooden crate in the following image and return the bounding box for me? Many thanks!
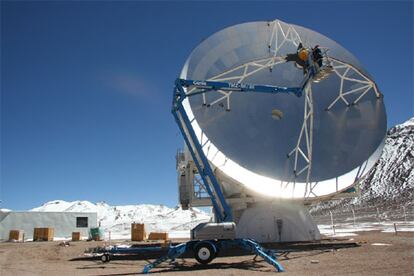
[33,228,54,241]
[131,223,146,241]
[72,232,81,241]
[9,230,24,241]
[131,223,145,231]
[148,232,168,241]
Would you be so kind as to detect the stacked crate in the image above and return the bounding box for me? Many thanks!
[33,228,54,241]
[148,232,168,241]
[131,223,146,241]
[9,230,24,241]
[72,232,81,241]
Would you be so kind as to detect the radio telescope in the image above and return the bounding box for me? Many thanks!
[175,19,386,242]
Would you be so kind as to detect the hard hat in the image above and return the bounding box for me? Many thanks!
[298,49,308,61]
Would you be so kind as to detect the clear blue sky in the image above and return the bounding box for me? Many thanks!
[1,1,413,210]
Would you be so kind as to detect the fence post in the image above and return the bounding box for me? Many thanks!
[329,210,336,236]
[376,207,380,222]
[402,206,407,223]
[351,207,356,228]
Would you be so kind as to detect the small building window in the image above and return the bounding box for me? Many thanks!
[76,217,88,228]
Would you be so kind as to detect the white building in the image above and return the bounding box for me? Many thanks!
[0,211,97,240]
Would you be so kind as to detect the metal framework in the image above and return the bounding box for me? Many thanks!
[193,174,209,200]
[185,56,288,111]
[268,20,302,56]
[327,58,382,110]
[287,83,314,189]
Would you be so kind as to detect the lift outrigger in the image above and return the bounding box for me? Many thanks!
[101,50,332,274]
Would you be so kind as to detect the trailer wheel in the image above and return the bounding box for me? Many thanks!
[194,241,216,264]
[101,253,111,263]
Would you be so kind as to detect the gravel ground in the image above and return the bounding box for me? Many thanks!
[0,231,413,276]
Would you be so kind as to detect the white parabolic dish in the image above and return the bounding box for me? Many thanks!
[180,20,387,200]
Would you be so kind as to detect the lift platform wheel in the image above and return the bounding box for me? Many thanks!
[194,241,217,264]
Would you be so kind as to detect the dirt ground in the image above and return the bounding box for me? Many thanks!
[0,231,413,276]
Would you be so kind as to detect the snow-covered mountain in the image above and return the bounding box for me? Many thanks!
[30,200,212,239]
[311,117,414,213]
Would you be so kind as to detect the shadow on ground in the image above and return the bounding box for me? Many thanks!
[83,259,271,276]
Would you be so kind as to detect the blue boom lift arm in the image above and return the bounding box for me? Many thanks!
[172,65,315,222]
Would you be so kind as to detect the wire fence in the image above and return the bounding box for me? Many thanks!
[311,205,414,235]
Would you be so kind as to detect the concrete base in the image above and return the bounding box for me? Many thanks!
[235,201,320,243]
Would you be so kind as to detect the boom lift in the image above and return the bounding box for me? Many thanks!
[103,50,332,273]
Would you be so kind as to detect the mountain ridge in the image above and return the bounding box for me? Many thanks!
[28,199,211,238]
[311,117,414,214]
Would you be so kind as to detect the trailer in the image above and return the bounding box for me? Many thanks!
[100,237,284,274]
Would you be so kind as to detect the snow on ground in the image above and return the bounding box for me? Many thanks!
[318,221,414,237]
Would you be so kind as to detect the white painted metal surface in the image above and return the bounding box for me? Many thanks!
[236,202,320,242]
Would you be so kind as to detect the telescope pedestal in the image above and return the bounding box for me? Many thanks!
[235,201,321,243]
